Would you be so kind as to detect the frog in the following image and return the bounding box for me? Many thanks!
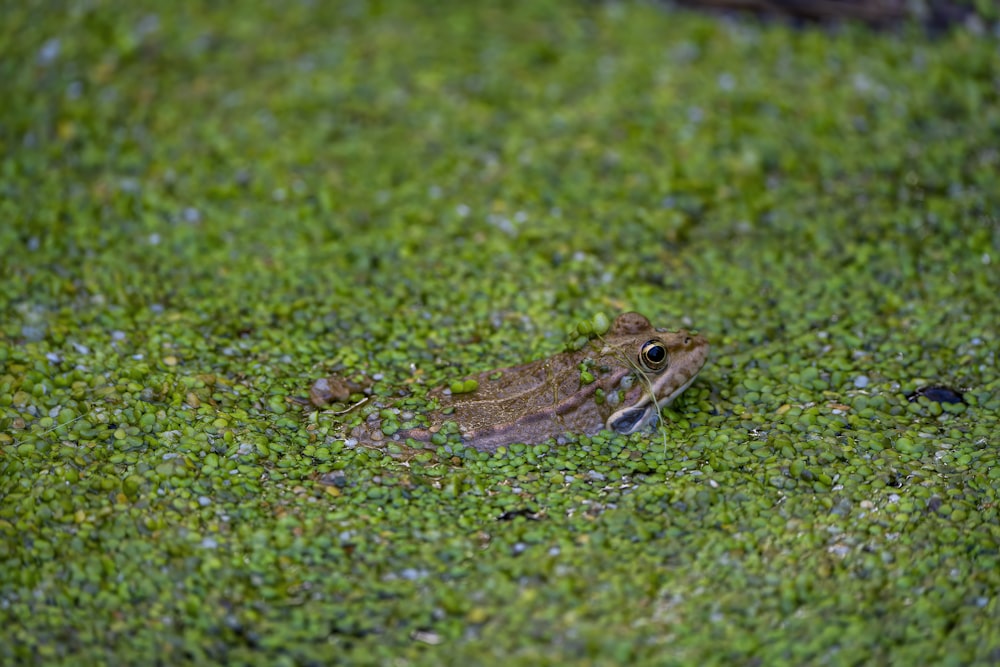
[313,312,709,452]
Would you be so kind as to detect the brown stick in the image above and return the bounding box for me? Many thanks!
[670,0,908,24]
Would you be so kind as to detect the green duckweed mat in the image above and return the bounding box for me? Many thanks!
[2,2,999,665]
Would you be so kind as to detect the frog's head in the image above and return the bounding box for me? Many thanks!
[600,313,709,435]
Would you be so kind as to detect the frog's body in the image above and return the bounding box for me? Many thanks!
[319,313,708,452]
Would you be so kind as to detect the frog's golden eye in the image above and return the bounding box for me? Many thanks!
[639,339,669,372]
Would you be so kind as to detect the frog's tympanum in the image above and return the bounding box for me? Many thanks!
[314,313,709,452]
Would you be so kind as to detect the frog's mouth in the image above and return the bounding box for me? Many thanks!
[605,373,700,435]
[607,404,657,434]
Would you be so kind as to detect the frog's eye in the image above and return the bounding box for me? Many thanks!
[639,339,669,372]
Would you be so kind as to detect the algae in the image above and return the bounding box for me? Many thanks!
[1,1,998,664]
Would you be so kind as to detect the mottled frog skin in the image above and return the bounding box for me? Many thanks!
[318,312,708,452]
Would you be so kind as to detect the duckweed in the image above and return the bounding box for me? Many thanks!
[2,0,999,664]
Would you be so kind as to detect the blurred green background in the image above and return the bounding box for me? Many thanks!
[2,1,998,664]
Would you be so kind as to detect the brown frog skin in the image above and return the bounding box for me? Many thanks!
[327,312,709,453]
